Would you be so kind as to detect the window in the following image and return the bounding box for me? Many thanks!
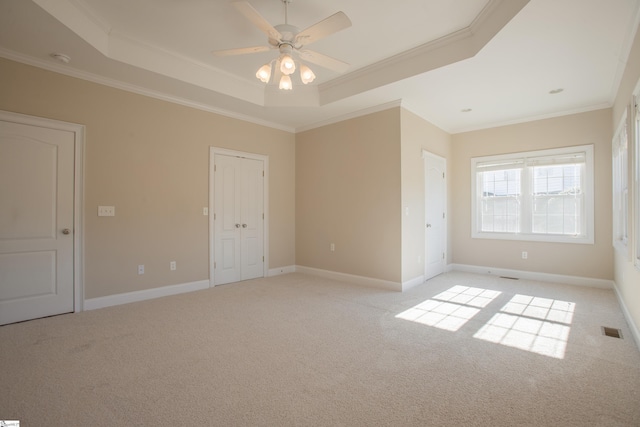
[634,93,640,269]
[612,110,629,256]
[472,145,594,244]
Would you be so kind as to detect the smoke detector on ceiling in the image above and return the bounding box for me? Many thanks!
[50,53,71,64]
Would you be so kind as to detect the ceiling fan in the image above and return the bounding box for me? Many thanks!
[212,0,352,90]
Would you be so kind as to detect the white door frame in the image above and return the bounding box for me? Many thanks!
[209,147,269,286]
[422,149,447,279]
[0,110,85,312]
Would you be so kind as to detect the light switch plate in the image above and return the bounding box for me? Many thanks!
[98,206,115,216]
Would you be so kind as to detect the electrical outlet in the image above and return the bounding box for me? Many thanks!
[138,264,144,275]
[203,207,208,216]
[170,261,176,271]
[330,243,335,252]
[98,205,115,216]
[522,251,528,259]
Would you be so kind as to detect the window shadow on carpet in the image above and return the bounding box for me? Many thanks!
[396,286,575,359]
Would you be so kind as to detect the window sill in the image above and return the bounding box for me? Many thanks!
[472,231,594,245]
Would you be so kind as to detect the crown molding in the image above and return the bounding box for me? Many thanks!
[33,0,267,106]
[318,0,530,106]
[0,49,295,133]
[450,102,612,134]
[609,0,640,104]
[295,100,403,133]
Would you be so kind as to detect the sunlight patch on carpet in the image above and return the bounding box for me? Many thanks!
[396,286,502,332]
[473,294,574,359]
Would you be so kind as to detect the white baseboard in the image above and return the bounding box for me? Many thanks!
[612,282,640,351]
[450,263,614,289]
[84,279,210,311]
[268,265,296,276]
[402,275,426,292]
[295,265,402,291]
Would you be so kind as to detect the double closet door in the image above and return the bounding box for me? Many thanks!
[213,153,264,285]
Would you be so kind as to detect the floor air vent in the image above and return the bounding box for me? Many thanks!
[601,326,623,339]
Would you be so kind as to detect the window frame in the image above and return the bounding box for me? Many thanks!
[612,109,630,257]
[471,145,594,244]
[634,89,640,270]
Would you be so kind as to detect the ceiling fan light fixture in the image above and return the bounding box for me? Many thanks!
[256,63,272,83]
[280,54,296,75]
[279,74,292,90]
[300,64,316,84]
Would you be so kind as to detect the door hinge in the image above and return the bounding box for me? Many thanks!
[214,164,217,172]
[262,256,264,262]
[262,170,264,177]
[443,212,445,219]
[262,213,264,219]
[442,172,445,179]
[213,213,216,220]
[442,253,445,260]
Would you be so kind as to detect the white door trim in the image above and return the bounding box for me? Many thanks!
[0,109,85,312]
[209,147,269,286]
[422,149,447,280]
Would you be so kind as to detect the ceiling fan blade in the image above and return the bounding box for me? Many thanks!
[299,49,350,73]
[212,45,271,56]
[295,11,351,46]
[232,0,282,41]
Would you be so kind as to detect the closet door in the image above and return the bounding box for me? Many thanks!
[239,157,264,281]
[424,151,447,280]
[213,154,264,285]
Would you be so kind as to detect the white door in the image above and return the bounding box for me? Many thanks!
[424,151,446,280]
[213,154,264,285]
[0,119,75,325]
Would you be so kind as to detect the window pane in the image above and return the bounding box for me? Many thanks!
[548,214,563,234]
[531,164,582,236]
[612,113,629,252]
[532,195,581,235]
[636,103,640,266]
[480,169,521,233]
[533,214,547,233]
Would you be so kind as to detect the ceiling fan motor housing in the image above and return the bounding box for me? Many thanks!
[271,24,299,47]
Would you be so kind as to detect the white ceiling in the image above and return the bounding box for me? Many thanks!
[0,0,639,133]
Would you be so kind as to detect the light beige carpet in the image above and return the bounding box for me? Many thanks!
[1,272,639,426]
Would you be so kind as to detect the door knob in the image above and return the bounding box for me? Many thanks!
[62,228,71,235]
[242,224,247,228]
[426,224,432,228]
[235,224,241,228]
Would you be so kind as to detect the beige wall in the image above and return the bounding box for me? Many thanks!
[400,109,452,282]
[0,58,295,299]
[451,109,613,280]
[3,32,638,346]
[296,108,402,282]
[611,22,640,338]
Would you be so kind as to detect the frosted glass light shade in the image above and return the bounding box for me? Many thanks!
[279,75,292,90]
[256,64,271,83]
[300,64,316,84]
[280,54,296,75]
